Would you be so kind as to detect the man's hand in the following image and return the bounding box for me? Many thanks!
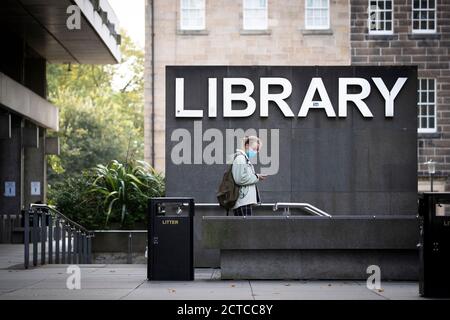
[257,174,268,181]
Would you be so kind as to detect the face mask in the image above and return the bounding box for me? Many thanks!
[246,147,257,159]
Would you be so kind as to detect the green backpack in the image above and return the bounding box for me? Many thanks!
[217,154,240,215]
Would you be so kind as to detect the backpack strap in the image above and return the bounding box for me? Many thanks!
[224,153,241,217]
[232,151,249,165]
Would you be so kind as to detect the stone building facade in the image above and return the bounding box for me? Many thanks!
[144,0,351,172]
[350,0,450,192]
[145,0,449,193]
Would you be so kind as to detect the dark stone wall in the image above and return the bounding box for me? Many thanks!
[0,115,22,215]
[350,0,450,183]
[165,66,418,215]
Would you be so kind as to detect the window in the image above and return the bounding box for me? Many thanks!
[180,0,205,30]
[368,0,393,34]
[418,78,437,133]
[243,0,268,30]
[412,0,437,33]
[305,0,330,30]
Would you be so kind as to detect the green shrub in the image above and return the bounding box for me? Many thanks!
[48,160,165,230]
[47,175,105,230]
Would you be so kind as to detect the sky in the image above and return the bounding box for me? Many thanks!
[109,0,145,49]
[108,0,145,91]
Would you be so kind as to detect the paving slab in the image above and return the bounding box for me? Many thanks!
[124,280,254,300]
[0,247,437,301]
[0,279,45,291]
[250,280,386,300]
[357,281,427,300]
[0,288,133,300]
[0,244,25,269]
[28,277,145,290]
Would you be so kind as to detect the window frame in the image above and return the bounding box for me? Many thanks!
[305,0,331,30]
[368,0,394,35]
[180,0,206,31]
[418,78,437,134]
[412,0,437,34]
[242,0,268,31]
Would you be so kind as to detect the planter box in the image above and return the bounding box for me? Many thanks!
[91,230,147,264]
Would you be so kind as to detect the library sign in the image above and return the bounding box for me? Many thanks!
[165,66,418,215]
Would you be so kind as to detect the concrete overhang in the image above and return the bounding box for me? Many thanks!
[0,0,121,64]
[0,72,59,131]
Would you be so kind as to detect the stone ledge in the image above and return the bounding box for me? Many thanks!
[418,172,448,178]
[92,231,147,253]
[176,29,209,36]
[220,249,418,280]
[418,132,441,139]
[203,216,419,280]
[92,252,146,264]
[202,216,419,250]
[300,28,333,36]
[408,33,441,40]
[365,34,398,41]
[239,29,272,36]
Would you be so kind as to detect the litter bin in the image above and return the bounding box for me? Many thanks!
[147,197,195,281]
[418,192,450,297]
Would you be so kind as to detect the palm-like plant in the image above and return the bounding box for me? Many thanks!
[88,160,164,227]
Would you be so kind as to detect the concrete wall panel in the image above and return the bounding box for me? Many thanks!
[166,66,418,215]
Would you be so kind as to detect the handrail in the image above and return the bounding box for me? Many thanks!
[194,202,331,217]
[273,202,332,217]
[30,204,92,235]
[92,230,147,233]
[25,204,93,269]
[195,203,275,207]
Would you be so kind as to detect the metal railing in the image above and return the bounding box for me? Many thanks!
[0,213,22,243]
[195,202,332,217]
[195,203,276,208]
[24,204,94,269]
[272,202,332,217]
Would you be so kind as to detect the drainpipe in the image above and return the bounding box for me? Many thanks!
[150,0,155,167]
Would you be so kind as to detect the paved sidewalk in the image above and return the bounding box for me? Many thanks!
[0,244,430,300]
[0,265,426,300]
[0,244,25,269]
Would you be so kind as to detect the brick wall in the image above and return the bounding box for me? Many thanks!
[350,0,450,189]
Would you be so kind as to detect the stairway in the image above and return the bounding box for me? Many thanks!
[24,204,94,269]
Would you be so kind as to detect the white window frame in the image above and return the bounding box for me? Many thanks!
[243,0,268,30]
[180,0,206,31]
[305,0,331,30]
[418,78,437,133]
[368,0,394,35]
[412,0,437,34]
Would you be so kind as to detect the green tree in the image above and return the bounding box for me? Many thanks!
[46,32,145,184]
